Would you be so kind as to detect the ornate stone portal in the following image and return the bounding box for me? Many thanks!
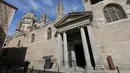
[54,12,102,70]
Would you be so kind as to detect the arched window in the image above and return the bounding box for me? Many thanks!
[104,4,127,23]
[4,43,6,47]
[17,40,21,47]
[126,0,130,5]
[31,34,35,43]
[47,27,52,40]
[90,0,103,5]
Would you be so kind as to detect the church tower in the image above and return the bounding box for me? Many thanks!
[56,0,64,21]
[16,10,38,32]
[40,12,48,24]
[83,0,104,11]
[83,0,92,11]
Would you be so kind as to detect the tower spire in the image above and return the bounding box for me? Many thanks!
[31,9,34,13]
[56,0,64,21]
[58,0,60,4]
[58,0,62,6]
[83,0,92,11]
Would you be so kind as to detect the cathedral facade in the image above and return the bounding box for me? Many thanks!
[4,0,130,72]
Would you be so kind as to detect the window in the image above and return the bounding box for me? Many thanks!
[17,40,21,47]
[31,34,35,43]
[104,4,127,23]
[90,0,103,5]
[126,0,130,5]
[4,43,6,47]
[47,27,52,40]
[19,22,22,30]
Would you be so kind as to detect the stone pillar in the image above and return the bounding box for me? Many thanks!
[83,0,92,11]
[80,27,92,68]
[63,32,69,68]
[71,51,77,68]
[87,25,102,68]
[56,33,63,67]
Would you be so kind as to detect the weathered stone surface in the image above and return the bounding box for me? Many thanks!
[0,1,17,49]
[4,1,130,72]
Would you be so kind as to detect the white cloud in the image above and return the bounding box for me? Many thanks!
[28,0,43,10]
[6,0,30,12]
[42,0,54,7]
[6,0,84,35]
[71,4,78,11]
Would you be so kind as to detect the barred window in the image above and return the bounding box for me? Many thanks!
[47,27,52,40]
[104,4,127,23]
[91,0,103,5]
[17,40,21,47]
[126,0,130,5]
[31,34,35,43]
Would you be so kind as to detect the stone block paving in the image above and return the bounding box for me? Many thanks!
[0,68,130,73]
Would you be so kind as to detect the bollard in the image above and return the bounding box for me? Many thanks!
[107,55,115,70]
[58,65,59,73]
[116,66,120,73]
[30,65,34,73]
[44,65,46,73]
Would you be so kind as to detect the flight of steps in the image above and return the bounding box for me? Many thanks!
[31,65,130,73]
[61,67,85,73]
[59,67,119,73]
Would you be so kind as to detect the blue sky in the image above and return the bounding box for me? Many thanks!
[5,0,84,35]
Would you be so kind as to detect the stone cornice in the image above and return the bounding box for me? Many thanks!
[54,11,93,28]
[0,0,18,10]
[57,19,90,33]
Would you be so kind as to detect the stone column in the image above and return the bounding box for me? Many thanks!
[80,27,92,68]
[87,25,102,68]
[63,32,69,68]
[71,51,77,68]
[56,33,63,67]
[83,0,92,11]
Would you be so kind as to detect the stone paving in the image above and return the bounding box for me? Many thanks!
[0,67,130,73]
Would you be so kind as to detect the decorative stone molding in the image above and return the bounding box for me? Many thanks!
[57,19,90,33]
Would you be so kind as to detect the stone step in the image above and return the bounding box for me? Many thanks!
[64,71,84,73]
[30,66,127,73]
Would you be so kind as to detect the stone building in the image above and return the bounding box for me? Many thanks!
[0,0,17,49]
[4,0,130,72]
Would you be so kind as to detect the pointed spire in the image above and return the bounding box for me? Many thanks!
[40,11,48,23]
[58,0,62,6]
[58,0,60,3]
[71,9,74,12]
[58,0,60,4]
[31,9,34,13]
[56,0,64,20]
[43,11,47,15]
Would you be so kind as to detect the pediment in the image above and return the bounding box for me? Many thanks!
[61,14,85,23]
[54,11,93,28]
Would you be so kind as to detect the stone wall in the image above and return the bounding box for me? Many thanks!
[88,0,130,69]
[6,21,57,68]
[5,0,130,69]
